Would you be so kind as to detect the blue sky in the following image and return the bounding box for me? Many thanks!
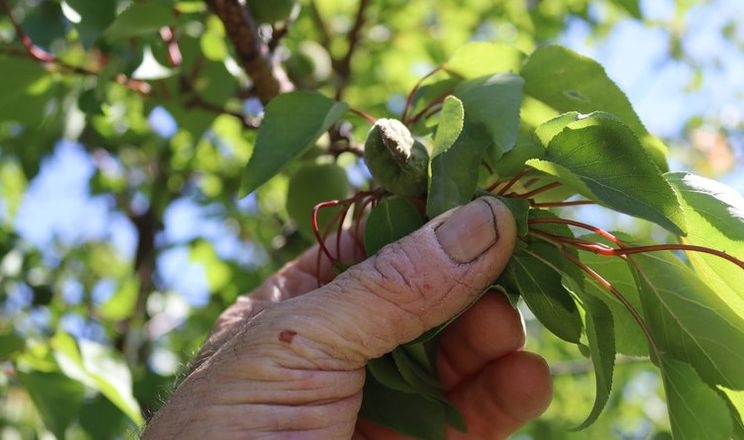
[6,0,744,311]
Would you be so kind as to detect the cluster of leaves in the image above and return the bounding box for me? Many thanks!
[244,42,744,439]
[1,0,742,438]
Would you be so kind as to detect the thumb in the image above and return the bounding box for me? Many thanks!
[270,196,517,367]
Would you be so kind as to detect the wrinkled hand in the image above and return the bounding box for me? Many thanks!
[143,197,552,439]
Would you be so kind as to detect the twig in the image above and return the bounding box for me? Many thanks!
[333,0,371,100]
[204,0,294,104]
[1,0,54,62]
[1,0,151,94]
[159,26,182,67]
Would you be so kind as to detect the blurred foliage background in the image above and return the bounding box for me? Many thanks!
[0,0,742,438]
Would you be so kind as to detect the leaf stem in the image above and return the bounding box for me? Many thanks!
[349,107,377,124]
[506,181,561,199]
[559,247,661,360]
[528,217,623,245]
[497,168,531,195]
[401,66,443,124]
[531,200,595,208]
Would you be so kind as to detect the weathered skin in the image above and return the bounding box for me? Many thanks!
[142,198,552,439]
[364,118,430,197]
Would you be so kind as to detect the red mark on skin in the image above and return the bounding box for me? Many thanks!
[278,330,298,344]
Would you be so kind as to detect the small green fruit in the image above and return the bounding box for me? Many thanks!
[286,162,350,240]
[364,119,429,196]
[246,0,297,24]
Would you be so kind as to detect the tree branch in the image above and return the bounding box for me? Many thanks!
[333,0,371,100]
[204,0,294,104]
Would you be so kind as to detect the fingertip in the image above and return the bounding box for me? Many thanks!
[490,351,553,421]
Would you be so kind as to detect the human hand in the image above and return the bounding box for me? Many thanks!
[143,197,552,439]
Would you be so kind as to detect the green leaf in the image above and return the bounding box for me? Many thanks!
[426,118,490,218]
[431,95,464,158]
[660,356,733,440]
[17,369,86,439]
[454,73,524,158]
[527,113,686,235]
[719,387,744,439]
[631,252,744,389]
[98,277,138,321]
[360,374,448,440]
[52,333,144,425]
[239,91,348,196]
[103,2,176,41]
[610,0,642,18]
[534,112,582,147]
[574,297,615,430]
[445,42,525,79]
[521,45,668,170]
[503,246,583,343]
[0,56,49,126]
[367,354,418,394]
[364,197,423,256]
[665,172,744,313]
[482,194,530,237]
[63,0,117,44]
[190,240,232,291]
[391,347,444,399]
[575,235,649,357]
[0,331,25,359]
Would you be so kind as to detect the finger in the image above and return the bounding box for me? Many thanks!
[205,231,364,348]
[251,229,366,303]
[446,351,553,439]
[263,196,517,368]
[437,292,525,388]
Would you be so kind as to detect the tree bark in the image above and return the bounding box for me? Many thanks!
[205,0,294,104]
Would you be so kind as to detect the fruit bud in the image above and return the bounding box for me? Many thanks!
[364,119,429,196]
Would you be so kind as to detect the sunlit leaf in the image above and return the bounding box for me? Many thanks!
[52,333,144,425]
[17,369,86,439]
[521,45,668,169]
[528,113,686,235]
[661,356,733,440]
[239,91,348,196]
[431,95,464,158]
[719,387,744,438]
[445,42,525,78]
[454,73,524,158]
[631,253,744,389]
[666,172,744,313]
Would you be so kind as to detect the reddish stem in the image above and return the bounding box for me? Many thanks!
[159,26,182,67]
[559,248,660,358]
[531,200,595,208]
[349,107,377,124]
[401,66,443,124]
[407,89,453,126]
[528,217,623,246]
[312,200,344,263]
[531,224,744,272]
[507,181,562,199]
[1,0,55,63]
[497,168,531,196]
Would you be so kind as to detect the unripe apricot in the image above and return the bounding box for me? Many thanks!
[286,162,350,240]
[364,118,429,196]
